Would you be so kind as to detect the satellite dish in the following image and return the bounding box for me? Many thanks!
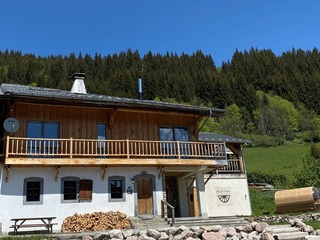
[3,117,20,134]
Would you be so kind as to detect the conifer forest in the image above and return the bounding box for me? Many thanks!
[0,47,319,145]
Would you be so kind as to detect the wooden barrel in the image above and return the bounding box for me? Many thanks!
[275,186,319,213]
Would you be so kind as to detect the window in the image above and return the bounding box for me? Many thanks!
[108,176,125,202]
[27,121,59,154]
[61,177,93,202]
[160,127,189,141]
[61,177,79,202]
[97,123,106,155]
[23,177,43,205]
[160,127,189,157]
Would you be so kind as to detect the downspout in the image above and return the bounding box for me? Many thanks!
[197,110,212,134]
[242,143,252,215]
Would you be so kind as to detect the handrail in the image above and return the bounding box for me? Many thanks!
[161,200,175,226]
[5,136,228,161]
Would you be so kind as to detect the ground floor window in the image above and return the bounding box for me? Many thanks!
[61,177,93,202]
[61,177,79,202]
[23,177,43,205]
[108,176,125,202]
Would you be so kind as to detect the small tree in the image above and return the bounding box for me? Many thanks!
[220,103,244,136]
[294,144,320,188]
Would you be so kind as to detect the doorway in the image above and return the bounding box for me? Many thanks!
[137,176,153,216]
[165,176,180,217]
[188,187,199,217]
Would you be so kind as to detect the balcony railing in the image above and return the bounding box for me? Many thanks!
[5,136,227,161]
[216,159,241,173]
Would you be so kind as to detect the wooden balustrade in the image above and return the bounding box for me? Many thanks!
[216,159,242,173]
[5,136,227,161]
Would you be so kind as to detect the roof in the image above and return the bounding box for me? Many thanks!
[199,132,252,144]
[0,84,225,117]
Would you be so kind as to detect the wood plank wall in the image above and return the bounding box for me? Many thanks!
[10,102,198,141]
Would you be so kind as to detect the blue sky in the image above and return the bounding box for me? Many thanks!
[1,0,319,66]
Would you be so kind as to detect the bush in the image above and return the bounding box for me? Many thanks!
[243,134,280,147]
[248,171,289,188]
[294,146,320,188]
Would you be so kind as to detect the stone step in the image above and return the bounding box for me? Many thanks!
[130,217,170,230]
[273,232,309,240]
[270,227,300,234]
[132,216,249,229]
[171,216,248,227]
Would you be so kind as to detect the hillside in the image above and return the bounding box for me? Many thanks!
[244,143,310,183]
[1,48,320,143]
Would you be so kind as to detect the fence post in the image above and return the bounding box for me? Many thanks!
[5,136,9,158]
[127,139,130,158]
[70,138,73,158]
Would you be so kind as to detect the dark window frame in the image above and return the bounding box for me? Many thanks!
[61,176,80,203]
[23,177,44,205]
[26,121,60,155]
[108,176,125,202]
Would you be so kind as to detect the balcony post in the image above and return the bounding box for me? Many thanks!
[177,141,180,159]
[127,139,130,158]
[70,138,73,158]
[5,136,9,158]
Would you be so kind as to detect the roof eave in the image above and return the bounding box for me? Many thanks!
[2,93,225,117]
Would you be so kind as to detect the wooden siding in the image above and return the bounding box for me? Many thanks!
[10,102,198,141]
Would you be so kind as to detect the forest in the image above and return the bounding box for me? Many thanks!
[0,47,319,146]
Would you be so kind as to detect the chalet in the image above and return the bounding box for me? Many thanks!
[0,74,251,233]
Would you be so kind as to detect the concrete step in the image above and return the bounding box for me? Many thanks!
[270,225,300,234]
[268,224,308,240]
[273,231,309,240]
[172,216,249,227]
[130,217,170,230]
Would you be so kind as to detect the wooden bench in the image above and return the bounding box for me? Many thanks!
[10,217,57,234]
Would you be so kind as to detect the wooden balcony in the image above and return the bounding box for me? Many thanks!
[5,137,228,167]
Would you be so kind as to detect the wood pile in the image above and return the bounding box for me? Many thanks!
[62,211,131,232]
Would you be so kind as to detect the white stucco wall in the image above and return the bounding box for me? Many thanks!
[205,174,252,217]
[0,165,163,233]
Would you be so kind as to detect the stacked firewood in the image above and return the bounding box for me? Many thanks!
[62,211,132,232]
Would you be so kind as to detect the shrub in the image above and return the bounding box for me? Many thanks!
[248,171,289,188]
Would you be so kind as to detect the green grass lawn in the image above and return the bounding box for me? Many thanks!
[245,142,320,216]
[244,143,312,182]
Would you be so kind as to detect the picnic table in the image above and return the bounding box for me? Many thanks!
[10,217,57,234]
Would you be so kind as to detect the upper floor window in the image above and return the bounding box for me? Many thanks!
[27,121,59,139]
[97,123,106,155]
[23,177,43,205]
[160,127,189,141]
[27,121,59,155]
[160,127,189,157]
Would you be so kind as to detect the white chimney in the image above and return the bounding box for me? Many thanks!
[71,73,87,94]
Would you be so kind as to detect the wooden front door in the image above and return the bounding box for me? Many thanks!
[188,187,199,217]
[137,177,153,215]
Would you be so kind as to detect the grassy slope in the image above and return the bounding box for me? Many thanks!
[243,142,320,216]
[243,143,312,182]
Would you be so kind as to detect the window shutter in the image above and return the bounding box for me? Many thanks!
[79,179,93,200]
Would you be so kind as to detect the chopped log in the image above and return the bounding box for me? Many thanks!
[61,211,131,232]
